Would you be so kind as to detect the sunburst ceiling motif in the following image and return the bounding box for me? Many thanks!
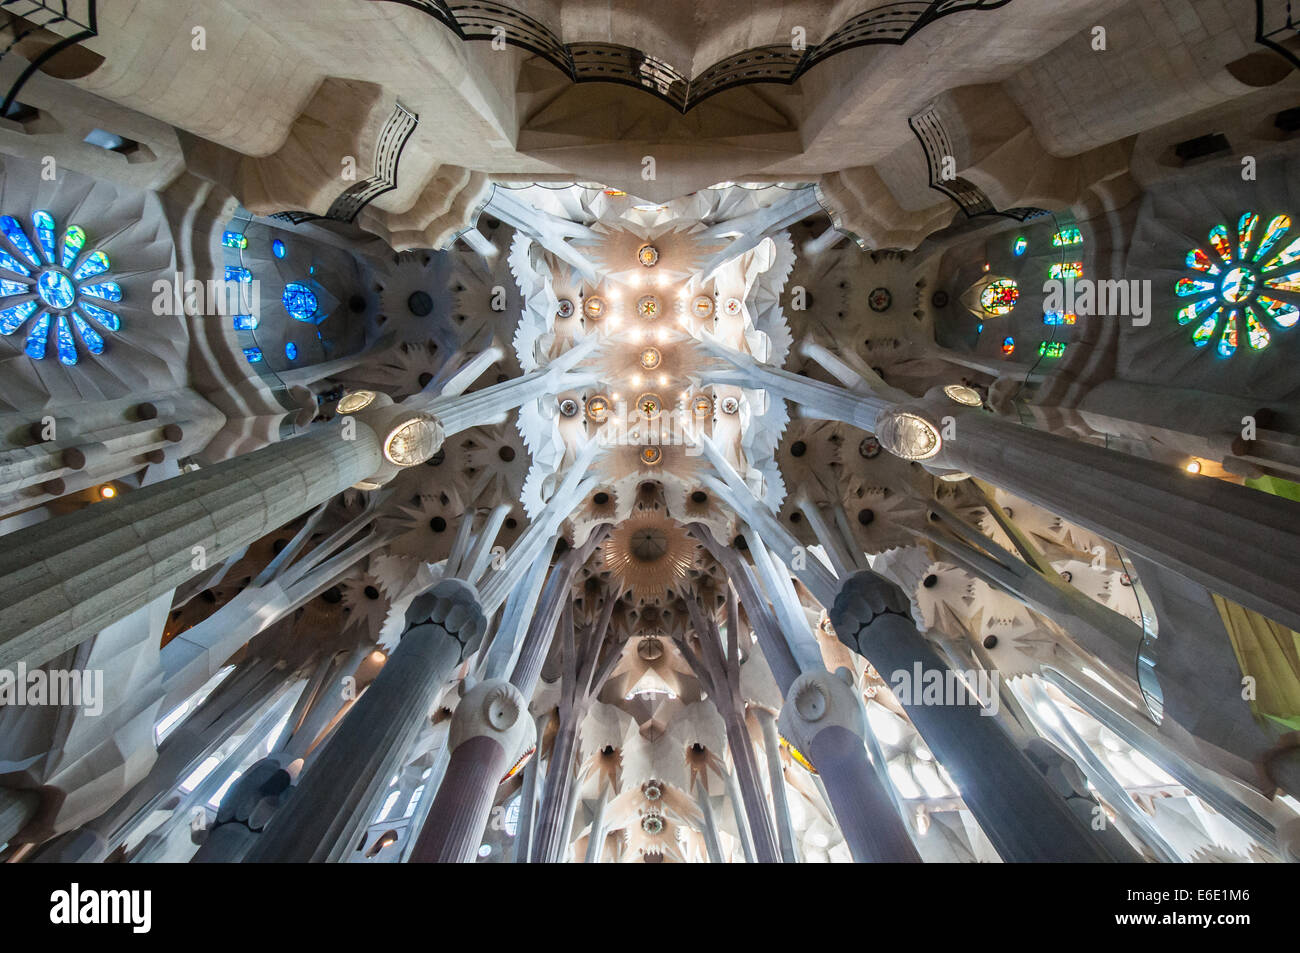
[603,509,696,600]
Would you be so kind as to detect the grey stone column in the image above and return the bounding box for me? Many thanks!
[408,679,533,863]
[0,420,384,671]
[513,715,544,862]
[778,668,921,863]
[244,581,485,863]
[922,403,1300,634]
[693,778,725,863]
[830,571,1121,863]
[583,782,610,864]
[755,709,798,863]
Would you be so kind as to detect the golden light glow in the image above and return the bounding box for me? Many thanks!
[637,394,662,419]
[639,347,661,370]
[501,745,537,783]
[371,650,387,663]
[637,294,659,318]
[1186,460,1202,474]
[691,295,715,318]
[637,243,659,267]
[692,395,713,418]
[640,446,663,465]
[584,296,605,320]
[586,395,610,423]
[99,485,117,500]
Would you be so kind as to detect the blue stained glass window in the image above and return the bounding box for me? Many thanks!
[0,216,40,268]
[0,278,31,297]
[283,282,320,323]
[73,251,110,281]
[272,239,287,259]
[55,314,78,365]
[33,211,56,264]
[233,314,258,331]
[284,341,298,360]
[80,282,122,302]
[0,249,30,276]
[24,311,50,358]
[79,302,120,330]
[1013,236,1027,256]
[61,226,86,269]
[71,313,104,354]
[222,231,249,250]
[0,300,37,334]
[243,347,264,363]
[225,266,253,283]
[37,271,76,310]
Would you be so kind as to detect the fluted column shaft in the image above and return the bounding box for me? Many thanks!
[408,737,508,863]
[531,709,580,863]
[243,622,464,863]
[0,421,382,670]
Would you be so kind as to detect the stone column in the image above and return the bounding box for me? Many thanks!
[0,420,383,671]
[243,580,486,863]
[830,571,1120,863]
[583,782,610,864]
[777,668,921,863]
[408,679,534,863]
[693,777,725,863]
[754,709,798,863]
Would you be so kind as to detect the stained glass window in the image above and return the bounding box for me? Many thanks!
[225,266,253,283]
[272,239,287,259]
[233,314,258,331]
[283,282,320,323]
[1038,341,1067,358]
[221,231,248,250]
[1177,212,1299,355]
[1043,311,1077,325]
[1001,336,1015,355]
[1013,236,1027,256]
[1049,262,1084,279]
[285,341,298,360]
[979,279,1019,315]
[243,347,264,363]
[1052,227,1083,246]
[0,212,123,363]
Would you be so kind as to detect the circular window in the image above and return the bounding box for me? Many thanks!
[283,282,319,323]
[272,239,287,259]
[868,287,892,312]
[37,271,75,310]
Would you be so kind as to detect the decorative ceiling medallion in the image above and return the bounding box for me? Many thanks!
[722,297,742,317]
[691,295,715,319]
[559,397,579,417]
[636,393,663,420]
[556,298,575,319]
[603,511,694,599]
[639,346,662,370]
[859,435,881,459]
[720,395,739,415]
[691,394,713,418]
[637,244,659,267]
[637,294,659,319]
[640,445,663,465]
[868,287,892,312]
[586,395,610,423]
[583,295,605,320]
